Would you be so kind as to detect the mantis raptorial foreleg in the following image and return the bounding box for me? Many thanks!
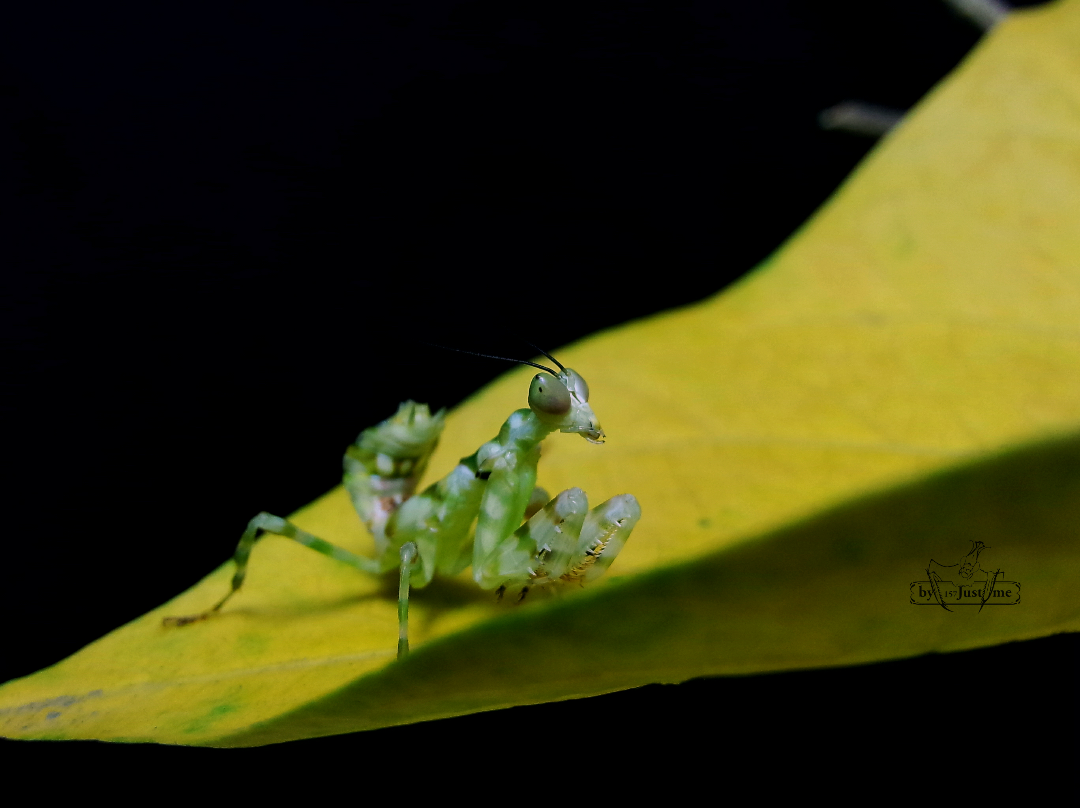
[165,352,641,658]
[478,488,640,596]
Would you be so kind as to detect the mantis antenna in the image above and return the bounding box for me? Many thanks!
[420,341,562,376]
[522,341,566,372]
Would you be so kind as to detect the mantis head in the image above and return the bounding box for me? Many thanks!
[528,368,605,444]
[426,343,607,443]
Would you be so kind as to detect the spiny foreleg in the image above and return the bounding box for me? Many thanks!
[474,487,640,596]
[557,493,640,586]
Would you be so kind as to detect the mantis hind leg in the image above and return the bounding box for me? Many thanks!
[163,512,383,627]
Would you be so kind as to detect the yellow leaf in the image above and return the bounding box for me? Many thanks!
[3,0,1080,746]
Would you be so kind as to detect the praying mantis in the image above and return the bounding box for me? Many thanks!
[165,348,641,658]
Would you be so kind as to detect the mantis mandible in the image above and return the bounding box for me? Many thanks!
[165,348,641,658]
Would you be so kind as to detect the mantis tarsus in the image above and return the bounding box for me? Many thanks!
[165,350,641,658]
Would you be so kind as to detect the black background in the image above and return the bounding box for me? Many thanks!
[2,0,1075,777]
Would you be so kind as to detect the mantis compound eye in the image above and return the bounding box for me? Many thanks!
[529,372,571,420]
[560,368,589,402]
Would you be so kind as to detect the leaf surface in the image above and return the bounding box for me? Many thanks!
[3,0,1080,745]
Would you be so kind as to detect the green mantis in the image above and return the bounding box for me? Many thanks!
[165,350,641,658]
